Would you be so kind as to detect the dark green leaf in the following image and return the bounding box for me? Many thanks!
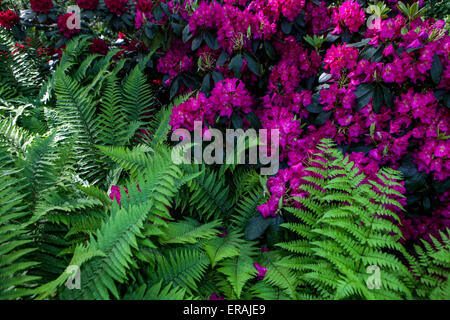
[346,38,370,47]
[382,85,394,109]
[306,103,323,114]
[191,34,203,51]
[264,40,276,60]
[203,31,220,50]
[228,54,244,78]
[231,112,243,129]
[201,73,211,95]
[431,54,443,85]
[243,53,261,76]
[217,51,229,67]
[246,112,262,130]
[314,111,332,125]
[212,71,224,83]
[372,86,384,113]
[144,23,154,40]
[182,24,193,43]
[244,214,273,241]
[170,78,180,100]
[281,21,292,34]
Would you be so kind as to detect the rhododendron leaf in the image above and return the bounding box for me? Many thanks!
[180,74,199,89]
[314,111,332,125]
[399,157,427,191]
[160,2,170,15]
[216,51,229,67]
[243,53,261,76]
[306,103,322,114]
[346,38,370,48]
[445,93,450,109]
[267,216,284,247]
[264,41,275,60]
[170,78,180,100]
[121,13,134,27]
[231,112,243,129]
[251,39,260,54]
[281,21,292,35]
[212,71,224,83]
[431,54,443,85]
[295,14,305,28]
[182,25,193,43]
[406,46,423,53]
[341,29,351,43]
[355,83,374,99]
[360,46,383,62]
[171,23,183,37]
[432,179,450,194]
[11,25,26,41]
[191,34,203,51]
[82,11,94,20]
[153,5,163,21]
[355,83,375,110]
[228,54,243,78]
[37,13,47,23]
[144,23,154,40]
[318,73,332,83]
[372,86,384,113]
[246,112,262,130]
[423,197,431,211]
[382,86,394,109]
[204,31,219,50]
[244,214,273,241]
[326,33,340,43]
[200,73,211,95]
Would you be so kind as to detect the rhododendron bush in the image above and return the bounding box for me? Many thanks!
[0,0,449,301]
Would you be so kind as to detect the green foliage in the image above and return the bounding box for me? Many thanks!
[1,40,449,301]
[276,139,413,299]
[402,230,450,299]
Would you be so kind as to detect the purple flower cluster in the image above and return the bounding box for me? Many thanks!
[157,39,194,84]
[331,0,365,34]
[169,78,253,131]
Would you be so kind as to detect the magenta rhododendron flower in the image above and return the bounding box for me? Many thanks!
[332,0,365,34]
[324,44,359,78]
[254,263,268,280]
[157,39,193,83]
[209,292,224,300]
[109,185,122,205]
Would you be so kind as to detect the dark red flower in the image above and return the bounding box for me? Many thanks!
[104,0,128,16]
[57,13,81,38]
[0,10,19,29]
[76,0,99,10]
[89,38,109,55]
[30,0,54,14]
[136,0,152,12]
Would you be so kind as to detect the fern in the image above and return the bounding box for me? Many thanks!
[276,139,412,300]
[0,147,40,299]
